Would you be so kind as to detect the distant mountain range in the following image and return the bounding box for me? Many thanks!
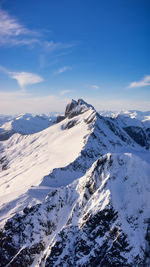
[0,99,150,266]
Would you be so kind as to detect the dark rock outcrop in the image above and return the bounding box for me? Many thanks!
[124,126,149,149]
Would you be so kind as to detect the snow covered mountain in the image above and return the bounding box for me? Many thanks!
[0,99,150,266]
[0,113,55,141]
[100,109,150,130]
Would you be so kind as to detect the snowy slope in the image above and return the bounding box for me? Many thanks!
[0,110,92,222]
[0,99,145,225]
[0,113,56,141]
[0,99,150,266]
[0,152,150,266]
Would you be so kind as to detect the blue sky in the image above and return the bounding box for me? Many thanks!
[0,0,150,114]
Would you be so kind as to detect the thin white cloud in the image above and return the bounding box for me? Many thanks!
[128,75,150,88]
[91,84,100,90]
[60,90,73,95]
[0,66,44,88]
[55,66,70,75]
[0,9,39,46]
[44,41,77,52]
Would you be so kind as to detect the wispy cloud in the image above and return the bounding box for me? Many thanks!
[44,41,77,52]
[91,84,100,90]
[128,75,150,88]
[0,7,79,57]
[60,89,73,95]
[0,9,39,47]
[0,66,44,88]
[0,9,29,36]
[55,66,70,75]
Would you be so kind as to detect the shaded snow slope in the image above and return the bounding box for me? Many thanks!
[0,153,150,266]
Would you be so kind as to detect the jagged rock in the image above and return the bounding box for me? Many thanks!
[65,99,78,117]
[65,99,94,119]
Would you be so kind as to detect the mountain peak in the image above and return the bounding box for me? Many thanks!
[65,98,94,118]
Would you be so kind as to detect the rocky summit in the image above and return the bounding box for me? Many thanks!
[0,99,150,266]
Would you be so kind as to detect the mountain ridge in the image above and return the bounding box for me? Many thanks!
[0,99,150,266]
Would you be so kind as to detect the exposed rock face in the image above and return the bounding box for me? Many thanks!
[55,99,91,123]
[65,99,78,117]
[65,99,94,119]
